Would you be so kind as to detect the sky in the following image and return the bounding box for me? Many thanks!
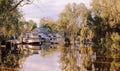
[21,0,91,26]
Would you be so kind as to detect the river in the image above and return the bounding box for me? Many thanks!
[0,43,120,71]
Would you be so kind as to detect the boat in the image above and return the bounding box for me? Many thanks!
[22,32,41,44]
[26,44,41,50]
[48,33,64,44]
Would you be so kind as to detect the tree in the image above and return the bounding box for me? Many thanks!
[31,24,37,30]
[0,0,33,16]
[58,3,89,45]
[40,17,58,32]
[0,0,34,47]
[88,0,120,70]
[0,0,34,37]
[90,0,120,49]
[1,10,22,37]
[24,20,37,32]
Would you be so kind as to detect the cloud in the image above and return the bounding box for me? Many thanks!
[21,0,91,25]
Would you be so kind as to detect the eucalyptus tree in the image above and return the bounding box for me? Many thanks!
[0,0,35,51]
[89,0,120,70]
[0,0,34,40]
[91,0,120,54]
[39,17,58,32]
[58,3,90,45]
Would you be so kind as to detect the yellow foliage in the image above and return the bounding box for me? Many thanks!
[111,32,120,42]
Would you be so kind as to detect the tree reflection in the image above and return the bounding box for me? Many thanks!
[93,47,120,71]
[0,46,25,71]
[58,44,93,71]
[1,42,120,71]
[40,44,58,57]
[58,42,120,71]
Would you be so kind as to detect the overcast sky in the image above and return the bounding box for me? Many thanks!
[21,0,91,26]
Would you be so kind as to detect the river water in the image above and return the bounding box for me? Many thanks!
[21,52,60,71]
[1,43,120,71]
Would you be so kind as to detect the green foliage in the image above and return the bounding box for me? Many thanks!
[31,24,37,30]
[25,20,37,31]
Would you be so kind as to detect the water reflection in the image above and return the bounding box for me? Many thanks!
[19,44,60,71]
[59,45,94,71]
[59,45,120,71]
[0,43,120,71]
[0,46,25,71]
[92,47,120,71]
[22,53,60,71]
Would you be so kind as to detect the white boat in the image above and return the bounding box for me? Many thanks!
[49,33,64,44]
[26,44,41,50]
[23,38,40,44]
[23,32,40,44]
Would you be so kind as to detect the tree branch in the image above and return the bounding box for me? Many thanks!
[9,0,24,12]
